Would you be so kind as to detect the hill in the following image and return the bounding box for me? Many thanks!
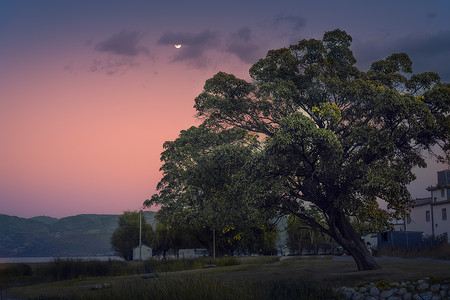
[0,212,157,257]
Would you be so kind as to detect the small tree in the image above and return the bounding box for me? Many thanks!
[111,211,154,260]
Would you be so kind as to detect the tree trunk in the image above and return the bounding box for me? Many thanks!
[332,210,380,271]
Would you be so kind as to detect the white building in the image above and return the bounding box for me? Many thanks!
[133,244,152,260]
[178,248,209,259]
[405,170,450,243]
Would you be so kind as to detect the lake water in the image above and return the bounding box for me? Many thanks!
[0,256,123,263]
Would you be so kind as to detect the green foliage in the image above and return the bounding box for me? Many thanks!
[286,216,338,255]
[374,279,391,291]
[110,211,154,260]
[0,263,32,277]
[149,29,449,271]
[151,223,210,258]
[145,124,277,256]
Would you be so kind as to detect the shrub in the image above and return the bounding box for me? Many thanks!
[0,263,33,277]
[377,243,450,260]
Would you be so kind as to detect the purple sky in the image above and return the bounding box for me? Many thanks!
[1,0,449,218]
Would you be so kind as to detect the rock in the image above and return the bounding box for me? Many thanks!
[380,289,393,298]
[430,284,440,293]
[370,286,380,296]
[441,284,449,291]
[343,291,353,299]
[398,287,407,296]
[418,280,425,284]
[430,295,441,300]
[412,294,422,300]
[440,290,447,297]
[352,292,364,300]
[142,273,158,279]
[359,287,367,293]
[417,283,430,291]
[387,296,402,300]
[403,292,412,300]
[103,282,111,288]
[417,293,431,300]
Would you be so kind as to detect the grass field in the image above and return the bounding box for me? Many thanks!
[3,256,450,299]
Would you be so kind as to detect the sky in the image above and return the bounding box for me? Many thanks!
[1,0,449,218]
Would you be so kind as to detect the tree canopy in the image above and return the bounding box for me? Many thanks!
[146,29,449,270]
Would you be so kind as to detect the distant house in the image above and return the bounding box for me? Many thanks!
[364,170,450,250]
[405,170,450,243]
[377,231,424,249]
[362,219,407,250]
[133,244,152,260]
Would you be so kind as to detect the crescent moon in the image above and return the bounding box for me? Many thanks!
[174,44,182,49]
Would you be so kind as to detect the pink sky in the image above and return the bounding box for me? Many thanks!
[1,1,449,218]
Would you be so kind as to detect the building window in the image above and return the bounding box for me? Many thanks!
[426,210,430,222]
[443,208,447,221]
[442,189,445,198]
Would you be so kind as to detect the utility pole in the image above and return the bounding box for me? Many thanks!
[139,210,142,260]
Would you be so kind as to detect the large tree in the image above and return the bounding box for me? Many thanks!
[148,29,449,270]
[144,125,277,256]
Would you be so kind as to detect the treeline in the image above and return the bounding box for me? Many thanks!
[110,211,279,260]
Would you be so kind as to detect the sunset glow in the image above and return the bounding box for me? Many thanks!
[1,1,449,218]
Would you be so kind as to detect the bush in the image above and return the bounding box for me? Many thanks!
[0,263,33,277]
[377,243,450,260]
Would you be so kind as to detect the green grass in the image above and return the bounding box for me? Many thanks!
[3,256,450,300]
[4,275,340,300]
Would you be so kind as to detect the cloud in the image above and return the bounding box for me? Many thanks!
[394,31,450,58]
[225,27,265,64]
[394,31,450,81]
[426,11,437,23]
[95,30,149,57]
[89,30,150,75]
[353,31,450,82]
[89,58,140,76]
[274,14,306,32]
[158,30,221,68]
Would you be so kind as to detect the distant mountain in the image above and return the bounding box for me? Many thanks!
[29,216,58,225]
[0,212,157,257]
